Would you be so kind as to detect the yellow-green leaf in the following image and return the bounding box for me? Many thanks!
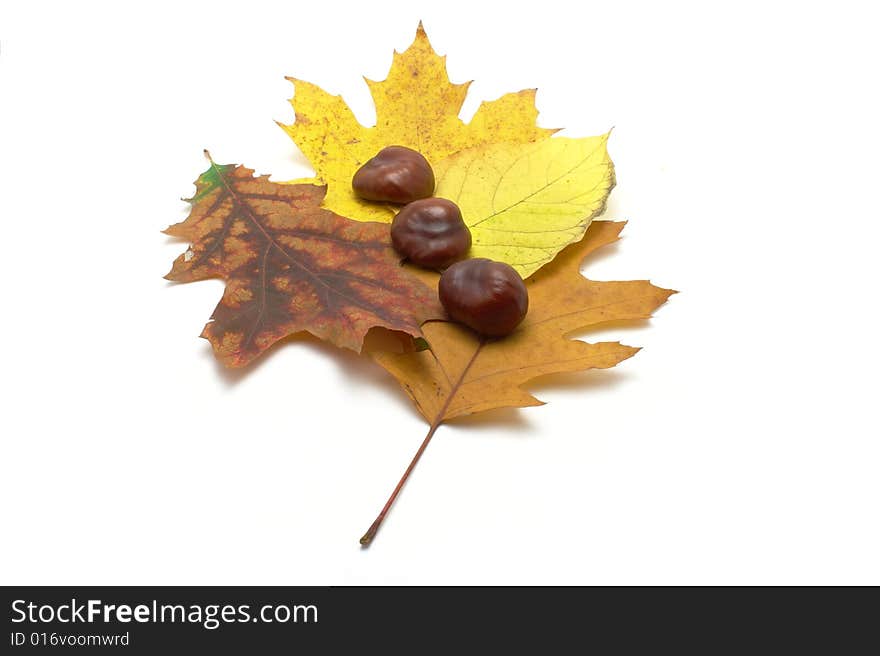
[433,133,615,279]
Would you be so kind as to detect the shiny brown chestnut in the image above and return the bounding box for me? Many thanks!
[352,146,435,204]
[439,259,529,337]
[391,198,471,268]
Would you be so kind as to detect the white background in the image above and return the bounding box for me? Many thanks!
[1,0,878,585]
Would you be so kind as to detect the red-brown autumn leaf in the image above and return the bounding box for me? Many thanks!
[164,153,442,366]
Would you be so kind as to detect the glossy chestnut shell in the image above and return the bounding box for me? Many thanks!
[391,198,471,268]
[352,146,435,204]
[439,258,529,337]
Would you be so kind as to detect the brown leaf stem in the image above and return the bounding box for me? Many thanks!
[360,340,485,547]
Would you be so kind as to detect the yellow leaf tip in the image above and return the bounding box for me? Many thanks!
[411,21,438,54]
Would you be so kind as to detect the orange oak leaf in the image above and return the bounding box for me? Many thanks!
[164,153,443,367]
[360,221,675,544]
[374,221,674,421]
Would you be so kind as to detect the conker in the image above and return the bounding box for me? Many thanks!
[391,198,471,268]
[352,146,435,204]
[439,259,529,337]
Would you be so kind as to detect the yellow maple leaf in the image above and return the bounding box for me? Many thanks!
[279,23,556,223]
[434,134,615,279]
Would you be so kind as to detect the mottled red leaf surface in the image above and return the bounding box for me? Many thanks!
[164,154,442,367]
